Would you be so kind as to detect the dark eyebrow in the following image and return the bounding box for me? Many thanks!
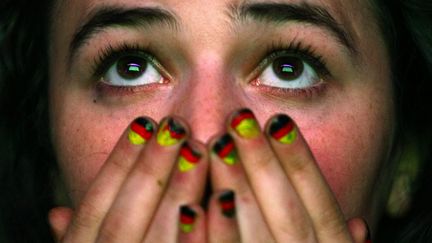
[69,6,178,65]
[231,2,357,55]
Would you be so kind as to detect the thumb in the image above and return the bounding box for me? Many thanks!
[48,207,73,242]
[347,217,371,243]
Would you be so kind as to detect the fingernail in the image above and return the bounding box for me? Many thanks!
[128,117,154,145]
[219,190,235,218]
[268,114,297,144]
[213,134,237,165]
[179,205,197,233]
[157,118,186,146]
[230,108,260,138]
[178,142,201,172]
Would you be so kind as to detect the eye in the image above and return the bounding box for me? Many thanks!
[102,55,163,86]
[257,54,321,89]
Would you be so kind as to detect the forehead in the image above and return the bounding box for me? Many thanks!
[52,0,376,33]
[51,0,382,70]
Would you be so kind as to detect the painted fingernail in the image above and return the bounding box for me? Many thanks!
[230,108,260,138]
[268,114,297,144]
[128,117,154,145]
[157,118,186,146]
[219,190,235,218]
[213,134,237,165]
[179,205,197,233]
[178,142,201,172]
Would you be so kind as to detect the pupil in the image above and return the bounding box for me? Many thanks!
[117,56,147,80]
[272,56,304,81]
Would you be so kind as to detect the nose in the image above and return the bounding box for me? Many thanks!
[169,53,243,143]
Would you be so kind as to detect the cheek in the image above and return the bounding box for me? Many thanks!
[300,102,393,217]
[50,82,173,205]
[52,111,125,204]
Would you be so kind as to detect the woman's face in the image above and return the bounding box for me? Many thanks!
[49,0,395,222]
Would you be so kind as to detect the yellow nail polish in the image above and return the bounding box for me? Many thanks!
[231,109,260,139]
[157,118,186,146]
[178,143,201,172]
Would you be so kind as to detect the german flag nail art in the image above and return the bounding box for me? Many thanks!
[230,108,260,139]
[178,143,201,172]
[128,117,154,145]
[269,115,297,144]
[213,134,237,165]
[157,118,186,146]
[179,205,196,233]
[219,191,235,218]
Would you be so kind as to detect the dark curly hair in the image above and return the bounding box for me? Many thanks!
[0,0,431,242]
[0,1,56,242]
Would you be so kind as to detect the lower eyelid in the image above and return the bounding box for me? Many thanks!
[251,79,327,99]
[95,79,169,97]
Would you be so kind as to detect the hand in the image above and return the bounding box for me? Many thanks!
[48,116,209,243]
[205,108,371,243]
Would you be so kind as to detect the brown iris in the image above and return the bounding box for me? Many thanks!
[272,56,304,81]
[116,56,147,80]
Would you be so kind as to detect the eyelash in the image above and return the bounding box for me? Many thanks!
[91,43,156,79]
[91,40,331,97]
[259,40,330,77]
[251,40,331,98]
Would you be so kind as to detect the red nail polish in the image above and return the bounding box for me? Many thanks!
[128,117,154,145]
[179,205,196,233]
[231,108,260,138]
[268,114,297,144]
[157,118,186,146]
[178,142,201,172]
[213,134,237,165]
[219,190,235,218]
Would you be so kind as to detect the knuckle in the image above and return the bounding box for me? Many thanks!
[73,200,102,229]
[286,155,309,174]
[317,213,350,240]
[135,158,166,179]
[251,152,278,171]
[97,212,127,242]
[109,157,131,175]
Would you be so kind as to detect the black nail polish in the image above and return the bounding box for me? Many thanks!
[179,205,197,233]
[219,190,235,218]
[213,134,236,165]
[268,114,297,144]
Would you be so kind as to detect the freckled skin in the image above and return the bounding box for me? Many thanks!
[49,0,395,229]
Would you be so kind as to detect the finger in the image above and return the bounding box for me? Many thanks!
[347,218,371,243]
[207,190,241,243]
[48,207,73,242]
[209,134,274,242]
[266,114,352,242]
[227,108,316,242]
[144,140,208,242]
[178,205,206,243]
[63,117,155,242]
[97,117,188,243]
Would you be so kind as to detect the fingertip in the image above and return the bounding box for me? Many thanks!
[265,113,298,145]
[127,116,157,145]
[177,139,208,173]
[207,190,240,242]
[157,116,190,146]
[347,217,371,243]
[228,108,261,139]
[210,133,238,166]
[48,207,73,242]
[178,204,206,243]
